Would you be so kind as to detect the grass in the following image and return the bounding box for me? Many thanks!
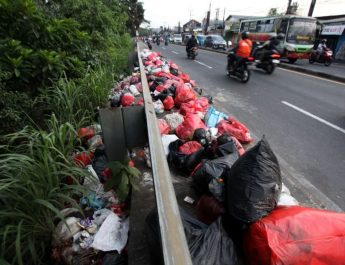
[0,116,89,265]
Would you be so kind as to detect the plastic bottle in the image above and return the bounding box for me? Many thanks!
[208,178,224,202]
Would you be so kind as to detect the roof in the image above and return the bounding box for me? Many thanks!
[225,15,262,22]
[316,14,345,21]
[183,19,201,27]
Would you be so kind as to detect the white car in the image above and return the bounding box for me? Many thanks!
[173,34,182,44]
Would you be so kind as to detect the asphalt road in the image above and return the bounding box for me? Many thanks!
[151,43,345,211]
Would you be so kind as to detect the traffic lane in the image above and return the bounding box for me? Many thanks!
[154,44,345,209]
[167,44,345,129]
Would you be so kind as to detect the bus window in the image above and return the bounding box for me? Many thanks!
[243,22,249,31]
[279,19,289,34]
[286,18,316,45]
[249,22,257,32]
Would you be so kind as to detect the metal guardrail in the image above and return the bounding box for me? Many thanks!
[137,43,193,265]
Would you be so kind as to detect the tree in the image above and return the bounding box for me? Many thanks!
[267,8,281,16]
[120,0,147,36]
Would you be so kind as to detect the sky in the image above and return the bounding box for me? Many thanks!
[141,0,345,28]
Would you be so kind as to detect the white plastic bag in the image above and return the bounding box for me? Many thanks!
[165,113,184,131]
[129,85,140,97]
[153,100,164,114]
[93,209,112,226]
[161,134,179,156]
[91,212,129,253]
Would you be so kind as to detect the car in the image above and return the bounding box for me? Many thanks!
[204,35,227,50]
[169,36,174,42]
[173,34,182,44]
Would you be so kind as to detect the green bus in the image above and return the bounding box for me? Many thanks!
[239,15,317,63]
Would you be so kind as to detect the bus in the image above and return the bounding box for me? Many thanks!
[239,15,317,63]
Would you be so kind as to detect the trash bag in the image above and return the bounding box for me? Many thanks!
[216,118,253,144]
[194,87,203,95]
[91,213,129,253]
[193,128,207,146]
[204,95,213,104]
[243,206,345,265]
[174,84,196,107]
[163,95,174,110]
[168,139,205,173]
[195,97,209,113]
[137,98,144,106]
[78,126,96,140]
[176,114,206,140]
[179,72,191,83]
[204,106,227,128]
[158,119,170,135]
[102,252,127,265]
[153,100,164,114]
[92,145,108,183]
[216,134,245,157]
[165,113,184,132]
[180,100,203,116]
[179,141,202,155]
[190,80,196,87]
[145,208,242,265]
[196,195,225,225]
[129,84,140,96]
[161,134,179,156]
[192,218,243,265]
[224,136,282,223]
[192,154,238,195]
[73,151,94,167]
[110,92,122,107]
[121,93,135,107]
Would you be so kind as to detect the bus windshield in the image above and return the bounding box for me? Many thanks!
[287,18,316,45]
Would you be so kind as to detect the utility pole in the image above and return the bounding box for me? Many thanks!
[204,2,211,35]
[222,8,226,36]
[215,8,219,34]
[178,21,181,34]
[308,0,316,17]
[286,0,292,14]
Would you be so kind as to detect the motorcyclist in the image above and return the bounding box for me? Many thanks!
[316,39,327,60]
[255,33,285,61]
[228,31,253,71]
[186,35,198,54]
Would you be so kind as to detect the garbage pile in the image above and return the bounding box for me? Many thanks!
[139,49,345,265]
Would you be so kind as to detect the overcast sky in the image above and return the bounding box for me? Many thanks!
[141,0,345,28]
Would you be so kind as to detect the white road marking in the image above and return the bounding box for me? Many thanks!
[282,101,345,135]
[171,51,179,54]
[279,67,345,86]
[194,60,213,69]
[161,47,166,50]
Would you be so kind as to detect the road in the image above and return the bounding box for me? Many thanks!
[153,43,345,211]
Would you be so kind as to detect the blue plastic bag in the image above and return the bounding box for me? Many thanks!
[204,107,228,128]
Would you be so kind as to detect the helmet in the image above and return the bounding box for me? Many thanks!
[269,33,277,40]
[241,31,249,39]
[277,33,285,40]
[321,39,327,44]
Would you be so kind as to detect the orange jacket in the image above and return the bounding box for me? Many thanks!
[236,39,253,58]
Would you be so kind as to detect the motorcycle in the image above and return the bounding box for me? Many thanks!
[254,50,281,74]
[226,51,254,83]
[165,39,168,46]
[309,48,333,66]
[146,40,152,50]
[187,47,198,60]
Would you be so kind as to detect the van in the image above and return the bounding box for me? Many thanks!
[173,34,182,44]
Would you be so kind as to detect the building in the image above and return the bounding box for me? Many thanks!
[317,15,345,60]
[224,15,261,44]
[183,19,201,33]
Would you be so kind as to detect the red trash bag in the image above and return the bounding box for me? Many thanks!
[121,93,135,107]
[73,151,94,167]
[196,195,225,225]
[195,97,209,113]
[77,127,95,140]
[244,206,345,265]
[216,118,253,144]
[137,98,144,106]
[163,96,174,110]
[190,79,196,87]
[158,119,170,135]
[174,84,196,107]
[180,101,203,116]
[178,141,202,155]
[179,72,191,83]
[176,114,206,140]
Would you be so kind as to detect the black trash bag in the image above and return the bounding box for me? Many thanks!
[217,141,238,157]
[92,145,108,183]
[193,128,207,146]
[194,87,203,95]
[168,139,205,173]
[224,136,282,224]
[217,133,232,145]
[110,92,122,107]
[204,95,213,104]
[153,89,172,101]
[170,68,179,76]
[192,218,243,265]
[145,208,243,265]
[167,85,176,96]
[102,252,127,265]
[192,155,238,195]
[145,207,207,265]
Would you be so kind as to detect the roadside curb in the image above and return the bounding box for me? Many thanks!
[171,43,345,83]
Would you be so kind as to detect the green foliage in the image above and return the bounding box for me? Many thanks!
[0,0,134,136]
[0,116,88,265]
[120,0,147,36]
[104,158,141,202]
